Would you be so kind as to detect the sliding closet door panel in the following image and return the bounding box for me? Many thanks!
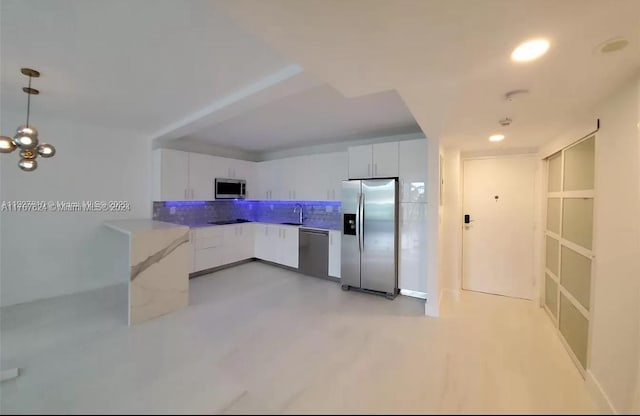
[560,246,591,310]
[545,274,558,318]
[563,136,595,191]
[547,152,562,192]
[546,236,559,276]
[562,198,594,249]
[546,198,561,234]
[559,293,589,368]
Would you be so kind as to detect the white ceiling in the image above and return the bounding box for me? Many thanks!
[0,0,293,133]
[185,84,421,152]
[218,0,640,151]
[2,0,639,153]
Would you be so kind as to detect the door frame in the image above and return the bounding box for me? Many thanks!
[460,152,542,300]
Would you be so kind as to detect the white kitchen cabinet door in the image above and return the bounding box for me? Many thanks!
[372,142,399,178]
[399,139,428,203]
[239,223,255,260]
[222,225,240,264]
[194,247,224,272]
[192,226,225,272]
[153,149,189,201]
[255,224,278,262]
[328,230,341,278]
[348,145,373,179]
[257,160,281,200]
[399,203,428,292]
[328,152,348,200]
[279,226,299,268]
[189,153,216,200]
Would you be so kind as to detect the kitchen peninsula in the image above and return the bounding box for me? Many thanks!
[103,219,190,325]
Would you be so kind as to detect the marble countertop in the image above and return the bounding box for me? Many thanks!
[104,219,189,236]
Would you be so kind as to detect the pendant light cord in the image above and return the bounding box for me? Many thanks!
[26,75,31,126]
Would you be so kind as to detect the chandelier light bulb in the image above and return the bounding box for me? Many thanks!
[18,158,38,171]
[16,124,38,138]
[37,143,56,158]
[0,136,17,153]
[14,132,38,149]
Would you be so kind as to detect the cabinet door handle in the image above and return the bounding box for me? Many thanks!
[367,164,370,177]
[330,234,333,245]
[191,189,194,199]
[282,229,286,238]
[375,163,378,176]
[293,190,296,200]
[184,189,187,199]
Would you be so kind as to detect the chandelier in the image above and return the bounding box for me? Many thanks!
[0,68,56,171]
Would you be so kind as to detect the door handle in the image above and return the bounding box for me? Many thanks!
[360,193,365,251]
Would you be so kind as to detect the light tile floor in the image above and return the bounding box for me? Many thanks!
[0,262,597,414]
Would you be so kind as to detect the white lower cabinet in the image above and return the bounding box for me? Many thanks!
[192,226,225,273]
[279,226,299,268]
[254,223,298,268]
[223,223,255,264]
[399,203,428,292]
[328,230,341,278]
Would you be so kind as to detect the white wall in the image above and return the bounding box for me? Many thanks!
[0,112,152,307]
[540,75,640,414]
[425,137,440,316]
[439,148,462,296]
[588,75,640,414]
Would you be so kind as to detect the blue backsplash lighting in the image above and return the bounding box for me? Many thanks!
[153,200,342,230]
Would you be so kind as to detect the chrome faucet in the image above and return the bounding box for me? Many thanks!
[293,203,304,224]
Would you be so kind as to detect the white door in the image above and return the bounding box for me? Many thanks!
[462,156,537,299]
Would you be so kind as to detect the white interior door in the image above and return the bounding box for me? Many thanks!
[462,156,537,299]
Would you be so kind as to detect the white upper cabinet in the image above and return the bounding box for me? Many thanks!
[257,160,282,200]
[399,139,428,203]
[348,145,373,179]
[372,142,399,178]
[152,149,189,201]
[348,143,399,179]
[189,153,216,200]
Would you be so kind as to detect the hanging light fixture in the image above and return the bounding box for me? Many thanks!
[0,68,56,172]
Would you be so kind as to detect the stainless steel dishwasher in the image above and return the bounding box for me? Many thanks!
[298,228,329,279]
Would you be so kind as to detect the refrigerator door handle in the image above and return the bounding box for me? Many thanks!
[360,192,365,251]
[357,192,362,253]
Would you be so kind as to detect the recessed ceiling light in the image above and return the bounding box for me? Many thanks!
[489,134,505,142]
[599,37,629,54]
[511,39,550,62]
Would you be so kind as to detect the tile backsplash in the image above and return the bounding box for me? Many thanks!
[153,200,342,230]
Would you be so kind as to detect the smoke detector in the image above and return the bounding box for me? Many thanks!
[504,89,529,101]
[499,117,512,126]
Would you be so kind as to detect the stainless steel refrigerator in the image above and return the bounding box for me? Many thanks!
[341,178,399,298]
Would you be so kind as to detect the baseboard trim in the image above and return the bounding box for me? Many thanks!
[586,370,617,414]
[399,289,427,299]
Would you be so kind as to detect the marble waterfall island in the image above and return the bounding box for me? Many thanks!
[104,220,190,325]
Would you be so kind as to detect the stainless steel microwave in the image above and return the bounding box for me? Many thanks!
[214,178,246,199]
